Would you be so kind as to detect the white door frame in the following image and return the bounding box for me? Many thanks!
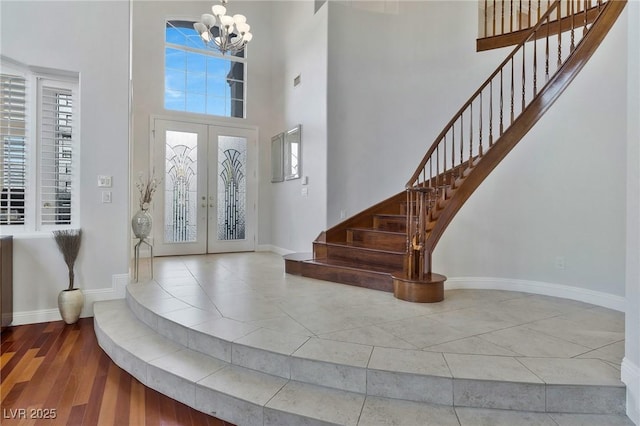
[149,115,258,256]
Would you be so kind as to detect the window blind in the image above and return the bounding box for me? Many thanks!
[0,74,27,225]
[39,83,74,226]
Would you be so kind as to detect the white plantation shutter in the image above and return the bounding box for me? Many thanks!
[38,80,75,226]
[0,73,27,226]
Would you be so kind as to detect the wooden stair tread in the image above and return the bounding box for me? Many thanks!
[348,227,405,236]
[324,241,405,255]
[374,214,406,219]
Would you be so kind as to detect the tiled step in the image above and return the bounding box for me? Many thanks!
[95,296,632,425]
[105,284,629,416]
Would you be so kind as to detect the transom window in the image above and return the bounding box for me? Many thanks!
[165,20,245,119]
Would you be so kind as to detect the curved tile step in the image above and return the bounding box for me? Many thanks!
[121,283,626,415]
[94,300,634,426]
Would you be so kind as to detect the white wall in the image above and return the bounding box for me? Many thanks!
[1,1,131,324]
[326,1,507,225]
[435,3,628,300]
[623,1,640,422]
[269,1,328,253]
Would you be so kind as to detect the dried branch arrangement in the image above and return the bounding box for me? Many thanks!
[53,229,83,290]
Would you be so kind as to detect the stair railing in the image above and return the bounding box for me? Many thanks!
[481,0,600,38]
[405,0,610,280]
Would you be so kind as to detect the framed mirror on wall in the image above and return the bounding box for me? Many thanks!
[284,125,301,180]
[271,133,284,183]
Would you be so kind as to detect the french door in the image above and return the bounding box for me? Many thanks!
[151,119,257,256]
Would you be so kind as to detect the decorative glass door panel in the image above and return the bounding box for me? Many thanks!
[208,127,256,253]
[153,120,207,256]
[164,131,198,243]
[152,118,256,256]
[216,136,246,241]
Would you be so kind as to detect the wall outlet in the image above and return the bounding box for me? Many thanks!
[555,256,566,270]
[301,187,308,197]
[340,210,346,219]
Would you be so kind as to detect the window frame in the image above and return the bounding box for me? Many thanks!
[164,19,248,119]
[0,57,80,235]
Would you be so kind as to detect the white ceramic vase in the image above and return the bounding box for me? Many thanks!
[58,288,84,324]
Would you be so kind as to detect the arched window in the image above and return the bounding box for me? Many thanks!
[165,20,245,118]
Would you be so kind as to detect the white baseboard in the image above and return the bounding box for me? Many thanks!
[11,273,129,326]
[446,277,626,312]
[622,357,640,424]
[257,244,295,256]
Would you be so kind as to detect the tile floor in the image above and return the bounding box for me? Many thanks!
[125,251,632,424]
[134,252,624,374]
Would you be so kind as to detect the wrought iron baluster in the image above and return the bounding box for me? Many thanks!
[545,13,550,82]
[583,0,588,35]
[479,92,484,156]
[493,0,497,36]
[510,0,514,32]
[533,29,538,96]
[469,104,473,163]
[489,80,494,146]
[460,114,464,165]
[501,0,505,35]
[522,44,526,111]
[485,0,488,37]
[571,0,576,51]
[557,7,563,67]
[500,69,504,135]
[510,58,515,124]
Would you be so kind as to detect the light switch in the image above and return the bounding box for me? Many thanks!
[101,191,112,203]
[98,175,112,187]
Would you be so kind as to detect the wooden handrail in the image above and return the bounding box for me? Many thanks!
[404,0,625,280]
[406,0,562,189]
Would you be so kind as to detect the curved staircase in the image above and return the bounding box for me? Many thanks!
[286,0,628,302]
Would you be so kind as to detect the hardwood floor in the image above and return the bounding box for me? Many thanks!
[0,318,234,426]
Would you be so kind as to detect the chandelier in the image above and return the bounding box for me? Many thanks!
[193,0,253,55]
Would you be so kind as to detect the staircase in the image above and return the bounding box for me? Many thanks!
[285,191,408,292]
[286,0,627,302]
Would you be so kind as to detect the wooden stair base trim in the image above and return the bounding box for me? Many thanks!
[301,259,394,292]
[392,273,447,303]
[283,252,313,276]
[284,254,445,302]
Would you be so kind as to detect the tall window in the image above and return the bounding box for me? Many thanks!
[165,20,246,118]
[0,59,79,232]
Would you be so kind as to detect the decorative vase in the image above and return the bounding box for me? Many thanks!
[58,288,84,325]
[132,209,152,239]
